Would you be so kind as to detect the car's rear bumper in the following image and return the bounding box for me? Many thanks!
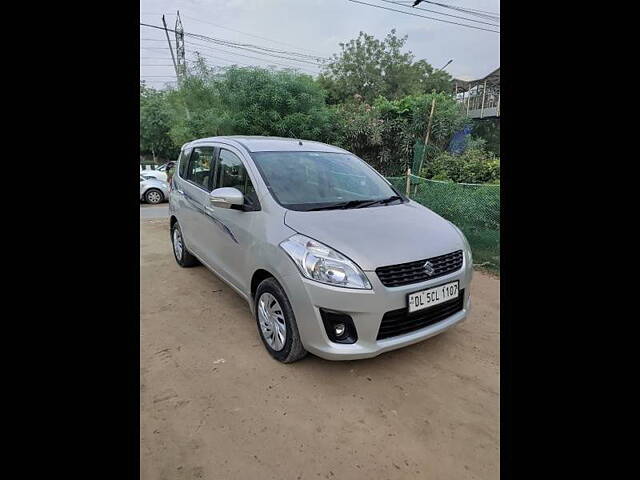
[281,256,473,361]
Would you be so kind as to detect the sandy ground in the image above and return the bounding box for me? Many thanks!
[140,218,500,480]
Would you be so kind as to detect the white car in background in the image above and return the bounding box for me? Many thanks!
[140,165,168,182]
[140,175,170,204]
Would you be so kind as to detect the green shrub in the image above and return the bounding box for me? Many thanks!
[421,146,500,184]
[329,92,469,176]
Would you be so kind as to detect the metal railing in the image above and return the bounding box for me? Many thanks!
[456,82,500,119]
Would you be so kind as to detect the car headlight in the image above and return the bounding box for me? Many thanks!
[450,222,473,265]
[280,234,371,289]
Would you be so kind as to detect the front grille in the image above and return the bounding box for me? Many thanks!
[375,250,463,288]
[376,290,464,340]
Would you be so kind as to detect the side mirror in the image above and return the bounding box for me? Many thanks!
[209,187,244,209]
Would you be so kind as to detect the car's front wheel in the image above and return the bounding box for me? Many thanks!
[144,188,164,204]
[255,277,307,363]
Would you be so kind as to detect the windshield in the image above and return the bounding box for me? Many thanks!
[251,151,401,211]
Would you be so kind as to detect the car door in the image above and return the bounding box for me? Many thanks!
[174,146,215,258]
[200,145,263,293]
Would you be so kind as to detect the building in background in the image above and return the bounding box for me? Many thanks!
[454,68,500,119]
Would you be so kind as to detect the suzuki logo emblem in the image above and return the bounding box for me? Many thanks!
[423,261,435,276]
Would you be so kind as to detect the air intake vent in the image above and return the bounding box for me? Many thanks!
[377,291,464,340]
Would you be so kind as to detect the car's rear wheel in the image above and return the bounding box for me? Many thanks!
[255,277,307,363]
[171,221,198,267]
[145,188,164,204]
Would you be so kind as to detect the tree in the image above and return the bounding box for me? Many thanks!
[140,84,178,162]
[165,56,335,145]
[318,30,452,104]
[328,92,469,176]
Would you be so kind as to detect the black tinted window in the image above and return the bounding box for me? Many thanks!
[186,147,214,190]
[251,151,397,210]
[217,149,257,203]
[178,148,191,178]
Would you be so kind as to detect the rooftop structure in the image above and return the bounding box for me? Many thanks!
[453,68,500,119]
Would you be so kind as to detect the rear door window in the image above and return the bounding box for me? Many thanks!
[216,149,258,205]
[185,147,215,190]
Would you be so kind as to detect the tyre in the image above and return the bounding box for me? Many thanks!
[145,188,164,204]
[171,221,199,267]
[255,277,307,363]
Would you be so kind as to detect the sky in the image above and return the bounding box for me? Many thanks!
[140,0,500,89]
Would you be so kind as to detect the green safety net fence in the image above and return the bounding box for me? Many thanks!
[387,174,500,273]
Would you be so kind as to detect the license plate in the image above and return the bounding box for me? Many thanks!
[408,281,460,313]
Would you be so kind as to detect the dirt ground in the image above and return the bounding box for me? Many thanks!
[140,218,500,480]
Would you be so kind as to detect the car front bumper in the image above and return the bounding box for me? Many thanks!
[280,257,473,361]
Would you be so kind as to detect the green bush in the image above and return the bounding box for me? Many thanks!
[140,46,486,182]
[421,146,500,184]
[328,92,469,176]
[165,60,335,146]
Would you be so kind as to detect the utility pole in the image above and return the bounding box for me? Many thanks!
[416,95,436,178]
[175,11,187,82]
[164,11,190,120]
[162,15,179,81]
[414,60,452,180]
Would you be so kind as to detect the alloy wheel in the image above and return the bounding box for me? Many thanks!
[258,292,287,351]
[173,228,183,261]
[146,190,162,204]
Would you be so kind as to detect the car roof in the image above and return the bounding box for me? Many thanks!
[186,136,349,154]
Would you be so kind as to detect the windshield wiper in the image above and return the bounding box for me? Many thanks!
[305,199,379,211]
[305,196,403,211]
[353,195,403,208]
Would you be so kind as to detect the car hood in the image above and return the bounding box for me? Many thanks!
[283,201,464,271]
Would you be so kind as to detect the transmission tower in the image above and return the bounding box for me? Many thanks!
[175,11,187,82]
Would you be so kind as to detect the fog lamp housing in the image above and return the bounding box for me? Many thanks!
[319,309,358,344]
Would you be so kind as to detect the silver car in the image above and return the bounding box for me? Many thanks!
[140,175,170,204]
[169,136,473,362]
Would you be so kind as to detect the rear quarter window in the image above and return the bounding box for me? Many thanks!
[178,148,192,178]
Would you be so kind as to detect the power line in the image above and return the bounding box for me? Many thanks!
[179,14,329,57]
[184,38,321,68]
[140,23,327,63]
[184,38,321,72]
[381,0,499,27]
[186,50,319,75]
[141,23,326,71]
[394,0,499,18]
[184,32,326,64]
[139,37,320,74]
[420,1,500,18]
[187,52,251,67]
[346,0,499,33]
[143,13,359,77]
[142,12,328,57]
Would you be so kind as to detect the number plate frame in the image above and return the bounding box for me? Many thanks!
[407,280,460,314]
